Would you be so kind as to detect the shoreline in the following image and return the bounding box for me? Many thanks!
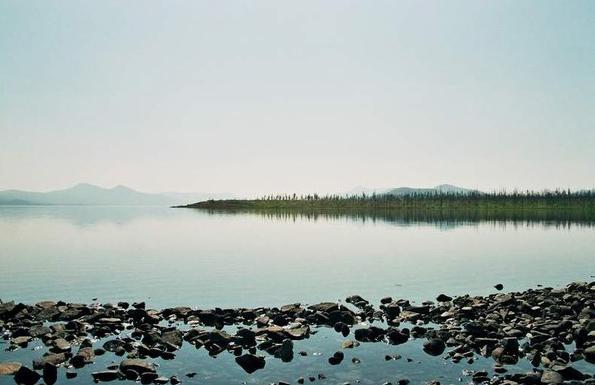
[1,281,594,384]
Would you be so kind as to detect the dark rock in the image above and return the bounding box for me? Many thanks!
[70,347,95,368]
[235,354,265,374]
[170,376,181,385]
[436,294,452,302]
[140,372,159,384]
[42,363,57,385]
[274,340,294,362]
[14,366,41,385]
[552,365,586,381]
[65,370,77,379]
[91,370,120,382]
[328,351,344,365]
[494,284,504,291]
[119,359,156,374]
[423,339,446,356]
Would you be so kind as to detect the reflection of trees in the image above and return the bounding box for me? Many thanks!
[198,207,595,230]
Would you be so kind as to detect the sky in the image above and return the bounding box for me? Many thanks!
[0,1,594,195]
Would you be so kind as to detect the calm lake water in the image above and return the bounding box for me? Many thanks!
[0,206,593,385]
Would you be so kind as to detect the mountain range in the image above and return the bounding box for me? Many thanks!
[0,183,477,206]
[345,184,476,197]
[0,183,233,206]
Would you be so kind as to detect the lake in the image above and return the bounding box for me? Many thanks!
[0,206,593,384]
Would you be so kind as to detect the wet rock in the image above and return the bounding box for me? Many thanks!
[494,284,504,291]
[585,345,595,363]
[92,370,120,382]
[170,376,181,384]
[161,330,183,348]
[423,339,445,356]
[552,365,586,381]
[436,294,452,302]
[274,340,294,362]
[65,370,77,379]
[328,351,344,365]
[14,366,41,385]
[541,370,564,384]
[42,363,57,385]
[0,362,22,375]
[70,347,95,368]
[51,338,71,352]
[119,359,156,374]
[140,372,159,384]
[235,354,265,374]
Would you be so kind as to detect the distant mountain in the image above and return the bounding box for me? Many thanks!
[386,184,477,196]
[346,184,477,197]
[0,183,232,206]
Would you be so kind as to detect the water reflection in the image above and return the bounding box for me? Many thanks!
[2,205,594,229]
[195,207,595,229]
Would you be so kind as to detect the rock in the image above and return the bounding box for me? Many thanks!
[34,353,68,369]
[14,366,41,385]
[328,351,344,365]
[585,345,595,363]
[65,370,77,379]
[436,294,452,302]
[341,340,357,349]
[380,297,392,304]
[235,354,265,374]
[0,362,22,375]
[553,365,586,381]
[11,336,31,347]
[541,370,564,384]
[52,338,71,352]
[141,372,159,384]
[119,359,156,374]
[423,339,446,356]
[170,376,181,384]
[91,370,120,382]
[70,347,95,368]
[494,284,504,291]
[42,363,57,385]
[161,330,183,348]
[274,340,294,362]
[154,377,170,384]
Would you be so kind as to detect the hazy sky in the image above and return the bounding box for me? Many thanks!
[1,1,593,195]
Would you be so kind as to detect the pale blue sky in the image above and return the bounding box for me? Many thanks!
[1,1,593,194]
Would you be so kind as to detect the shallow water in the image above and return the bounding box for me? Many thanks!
[0,206,593,384]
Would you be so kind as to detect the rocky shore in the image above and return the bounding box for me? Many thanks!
[1,282,593,385]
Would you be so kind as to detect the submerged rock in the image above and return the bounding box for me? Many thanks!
[423,339,445,356]
[235,354,265,373]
